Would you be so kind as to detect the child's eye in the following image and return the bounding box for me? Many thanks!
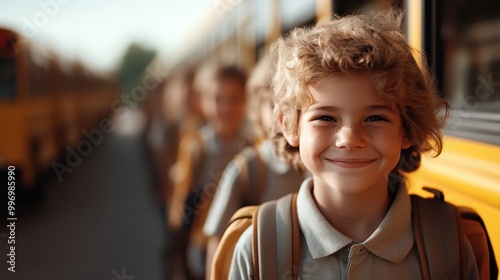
[365,115,389,122]
[316,115,336,122]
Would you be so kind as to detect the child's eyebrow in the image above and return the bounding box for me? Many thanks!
[306,105,338,112]
[366,105,395,112]
[306,104,395,112]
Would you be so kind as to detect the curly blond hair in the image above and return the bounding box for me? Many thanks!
[271,10,449,175]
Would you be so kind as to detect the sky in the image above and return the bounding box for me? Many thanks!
[0,0,214,72]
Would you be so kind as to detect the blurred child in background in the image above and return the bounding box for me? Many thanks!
[147,69,206,280]
[162,70,205,209]
[203,54,307,279]
[167,63,251,280]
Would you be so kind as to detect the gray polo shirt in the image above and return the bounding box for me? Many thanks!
[204,140,304,238]
[229,178,479,279]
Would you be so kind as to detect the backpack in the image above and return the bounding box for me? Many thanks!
[211,188,498,280]
[412,187,498,280]
[210,193,300,280]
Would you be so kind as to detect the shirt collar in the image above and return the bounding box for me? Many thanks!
[296,178,414,263]
[297,178,353,259]
[362,183,414,263]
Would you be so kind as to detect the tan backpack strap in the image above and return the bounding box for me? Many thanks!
[253,193,299,279]
[411,195,431,280]
[233,146,267,206]
[253,147,266,203]
[232,153,250,203]
[456,207,467,280]
[252,206,260,280]
[290,193,300,279]
[255,198,279,279]
[168,131,205,230]
[411,194,462,280]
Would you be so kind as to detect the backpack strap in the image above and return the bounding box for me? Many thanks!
[254,193,300,280]
[291,193,300,278]
[252,147,266,203]
[233,146,267,206]
[232,153,250,202]
[168,131,205,230]
[411,192,464,280]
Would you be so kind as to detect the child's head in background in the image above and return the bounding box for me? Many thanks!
[246,54,275,143]
[195,63,248,140]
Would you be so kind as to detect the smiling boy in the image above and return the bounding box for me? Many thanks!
[228,10,479,279]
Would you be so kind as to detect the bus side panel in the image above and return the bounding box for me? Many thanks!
[0,103,34,185]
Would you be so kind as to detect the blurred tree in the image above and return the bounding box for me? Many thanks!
[116,43,157,102]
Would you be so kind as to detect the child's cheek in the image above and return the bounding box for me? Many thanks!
[304,124,334,156]
[364,127,380,141]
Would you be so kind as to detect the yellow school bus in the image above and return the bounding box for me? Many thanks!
[0,28,58,187]
[0,27,119,188]
[404,0,500,277]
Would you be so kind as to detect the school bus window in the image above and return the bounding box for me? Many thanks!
[440,0,500,145]
[0,58,15,100]
[452,21,500,112]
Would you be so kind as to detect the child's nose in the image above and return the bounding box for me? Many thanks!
[335,124,366,150]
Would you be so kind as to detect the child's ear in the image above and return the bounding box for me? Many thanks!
[278,112,299,147]
[401,135,412,150]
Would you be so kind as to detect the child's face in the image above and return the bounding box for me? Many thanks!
[201,78,246,138]
[284,74,411,195]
